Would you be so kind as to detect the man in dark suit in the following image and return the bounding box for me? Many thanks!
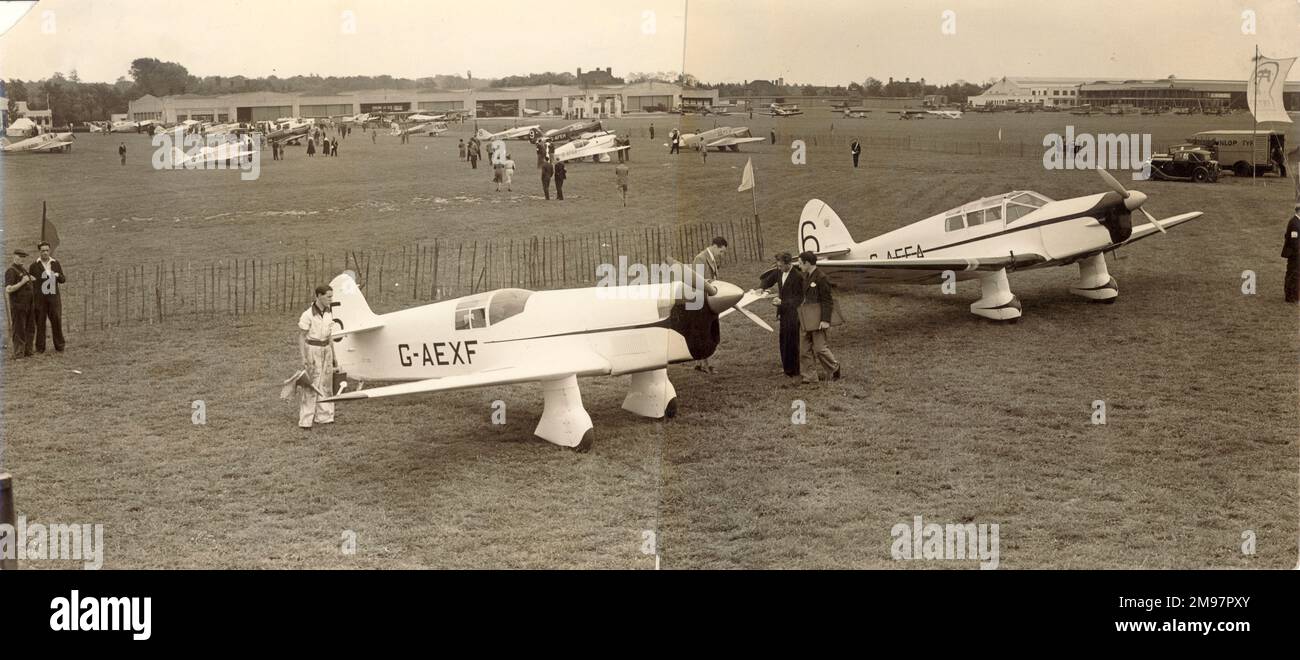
[1283,209,1300,303]
[797,251,840,384]
[691,237,728,373]
[554,159,567,200]
[850,139,862,168]
[757,252,803,379]
[5,249,36,358]
[30,241,67,353]
[541,157,555,200]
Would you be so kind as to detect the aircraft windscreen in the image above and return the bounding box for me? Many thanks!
[488,289,534,325]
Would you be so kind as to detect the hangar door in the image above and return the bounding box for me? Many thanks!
[477,100,519,118]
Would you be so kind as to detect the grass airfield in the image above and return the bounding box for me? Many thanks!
[2,109,1296,568]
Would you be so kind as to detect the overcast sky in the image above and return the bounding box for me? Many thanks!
[1,0,1297,85]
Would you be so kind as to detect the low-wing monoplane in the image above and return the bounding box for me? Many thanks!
[796,170,1203,321]
[1,132,76,153]
[476,125,542,142]
[321,270,767,450]
[552,131,628,162]
[539,120,601,144]
[674,126,766,152]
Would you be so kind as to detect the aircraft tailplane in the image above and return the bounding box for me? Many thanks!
[798,199,857,256]
[475,128,493,141]
[328,271,382,336]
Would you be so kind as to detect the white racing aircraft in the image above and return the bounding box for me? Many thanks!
[475,125,542,142]
[168,138,257,168]
[321,270,769,451]
[1,132,76,153]
[552,131,628,163]
[673,126,766,152]
[796,170,1203,321]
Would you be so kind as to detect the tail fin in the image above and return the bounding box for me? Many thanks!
[389,121,402,136]
[475,128,492,141]
[328,271,383,336]
[798,199,856,256]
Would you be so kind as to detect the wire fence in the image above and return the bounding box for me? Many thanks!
[22,215,766,336]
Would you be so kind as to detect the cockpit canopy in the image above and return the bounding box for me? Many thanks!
[455,288,534,330]
[943,191,1053,231]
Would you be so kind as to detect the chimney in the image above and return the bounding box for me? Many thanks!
[577,68,582,76]
[607,67,613,75]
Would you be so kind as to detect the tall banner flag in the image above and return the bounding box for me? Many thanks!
[737,158,755,192]
[41,201,60,250]
[1248,54,1295,124]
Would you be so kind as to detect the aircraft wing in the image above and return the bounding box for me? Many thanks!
[324,352,612,402]
[1114,212,1203,249]
[557,142,629,162]
[815,252,1048,279]
[705,136,766,148]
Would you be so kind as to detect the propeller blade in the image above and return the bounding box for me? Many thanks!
[1098,168,1128,198]
[736,306,774,332]
[1140,207,1166,234]
[719,290,773,318]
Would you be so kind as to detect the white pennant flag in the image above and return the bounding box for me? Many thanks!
[1248,54,1295,124]
[737,157,755,192]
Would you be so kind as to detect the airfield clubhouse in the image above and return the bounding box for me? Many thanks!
[127,81,721,124]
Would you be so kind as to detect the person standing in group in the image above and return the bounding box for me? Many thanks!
[330,139,338,157]
[617,137,626,163]
[322,137,331,158]
[541,156,554,200]
[296,285,336,429]
[504,153,515,192]
[458,138,465,161]
[554,158,567,200]
[307,137,316,157]
[614,161,629,206]
[118,142,126,165]
[4,249,35,359]
[468,139,480,169]
[536,140,546,168]
[1283,208,1300,303]
[624,133,631,162]
[691,237,728,374]
[757,252,803,380]
[796,251,841,384]
[850,138,862,168]
[493,156,506,192]
[670,130,680,154]
[29,242,66,354]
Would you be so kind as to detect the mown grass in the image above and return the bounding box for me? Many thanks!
[2,110,1295,568]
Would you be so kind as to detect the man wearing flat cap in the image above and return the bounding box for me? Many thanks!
[757,252,803,380]
[5,249,36,358]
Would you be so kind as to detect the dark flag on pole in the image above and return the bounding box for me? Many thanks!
[41,201,60,250]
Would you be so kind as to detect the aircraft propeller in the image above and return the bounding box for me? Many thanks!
[1098,169,1164,233]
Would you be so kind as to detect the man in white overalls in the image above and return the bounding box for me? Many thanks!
[297,285,336,429]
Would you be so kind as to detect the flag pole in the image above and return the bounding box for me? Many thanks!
[751,162,762,258]
[1252,45,1259,186]
[41,201,47,243]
